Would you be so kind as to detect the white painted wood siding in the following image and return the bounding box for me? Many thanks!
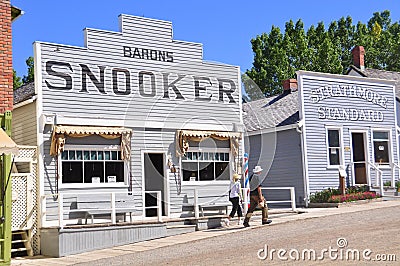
[37,15,240,130]
[298,71,398,195]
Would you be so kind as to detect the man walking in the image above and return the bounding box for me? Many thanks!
[243,165,271,227]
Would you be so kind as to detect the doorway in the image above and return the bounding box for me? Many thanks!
[144,153,166,217]
[351,132,367,184]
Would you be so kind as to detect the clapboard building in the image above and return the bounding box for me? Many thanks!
[243,70,398,206]
[12,14,243,256]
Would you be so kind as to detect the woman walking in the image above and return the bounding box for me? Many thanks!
[224,173,243,226]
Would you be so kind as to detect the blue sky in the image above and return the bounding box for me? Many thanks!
[11,1,400,78]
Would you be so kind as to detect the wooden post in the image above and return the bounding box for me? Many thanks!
[194,189,199,219]
[111,193,116,224]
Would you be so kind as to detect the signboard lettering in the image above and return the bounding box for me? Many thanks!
[44,61,236,103]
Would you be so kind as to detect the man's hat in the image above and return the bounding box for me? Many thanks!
[253,165,263,173]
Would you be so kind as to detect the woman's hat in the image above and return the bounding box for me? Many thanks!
[253,165,263,173]
[233,173,241,181]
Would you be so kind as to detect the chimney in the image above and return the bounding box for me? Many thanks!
[0,0,13,113]
[351,46,365,71]
[282,79,297,94]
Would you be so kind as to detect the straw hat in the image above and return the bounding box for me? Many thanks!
[233,173,241,181]
[253,165,263,173]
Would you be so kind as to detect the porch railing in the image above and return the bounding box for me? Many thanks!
[40,190,162,229]
[366,161,384,196]
[390,162,400,188]
[242,187,296,214]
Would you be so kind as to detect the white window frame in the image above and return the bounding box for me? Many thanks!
[372,128,392,169]
[325,126,344,169]
[181,147,231,185]
[59,144,128,189]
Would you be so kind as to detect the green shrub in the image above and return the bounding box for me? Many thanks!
[310,187,380,203]
[309,188,341,203]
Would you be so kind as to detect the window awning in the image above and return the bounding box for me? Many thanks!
[50,125,132,160]
[176,129,241,157]
[0,129,19,156]
[178,130,242,139]
[53,125,131,136]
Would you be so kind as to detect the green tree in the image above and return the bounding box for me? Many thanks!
[13,70,22,90]
[22,56,34,84]
[246,10,398,98]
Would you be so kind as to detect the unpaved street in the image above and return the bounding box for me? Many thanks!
[79,205,400,265]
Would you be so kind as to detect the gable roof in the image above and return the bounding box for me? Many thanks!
[347,65,400,100]
[242,91,299,132]
[14,82,35,105]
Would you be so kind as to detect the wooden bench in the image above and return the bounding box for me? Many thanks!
[71,195,136,224]
[183,189,231,217]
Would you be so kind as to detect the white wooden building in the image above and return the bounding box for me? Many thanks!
[243,71,398,206]
[12,14,243,257]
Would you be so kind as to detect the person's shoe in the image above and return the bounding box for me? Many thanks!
[223,218,230,226]
[243,221,250,227]
[262,220,272,225]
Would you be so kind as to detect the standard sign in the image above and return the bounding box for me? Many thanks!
[310,84,388,122]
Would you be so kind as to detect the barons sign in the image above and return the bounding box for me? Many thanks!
[44,61,237,103]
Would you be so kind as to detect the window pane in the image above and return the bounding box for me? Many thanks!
[192,152,198,160]
[215,153,220,160]
[215,162,229,180]
[69,150,76,160]
[84,151,90,160]
[90,151,97,160]
[117,151,121,160]
[219,153,225,161]
[97,151,103,160]
[105,162,124,182]
[182,162,198,181]
[374,141,389,163]
[84,162,104,183]
[198,152,203,160]
[62,162,83,183]
[187,152,192,160]
[329,148,340,165]
[373,131,388,140]
[199,162,214,181]
[76,151,83,160]
[203,152,209,161]
[111,151,118,160]
[104,151,110,160]
[328,130,339,147]
[61,151,68,160]
[224,153,229,161]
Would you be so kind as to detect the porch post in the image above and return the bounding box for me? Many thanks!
[111,192,116,224]
[194,189,199,219]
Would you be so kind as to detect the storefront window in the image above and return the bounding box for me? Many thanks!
[373,131,390,164]
[182,151,230,181]
[327,129,341,166]
[61,148,124,184]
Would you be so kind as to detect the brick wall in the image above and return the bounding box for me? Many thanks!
[0,0,13,113]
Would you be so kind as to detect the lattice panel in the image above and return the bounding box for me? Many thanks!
[11,175,28,229]
[16,147,37,161]
[11,146,40,255]
[30,163,39,255]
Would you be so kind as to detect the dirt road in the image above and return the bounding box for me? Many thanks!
[80,205,400,265]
